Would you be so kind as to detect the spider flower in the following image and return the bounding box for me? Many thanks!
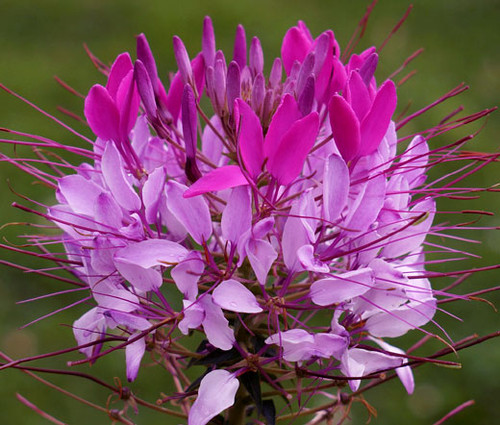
[1,12,498,425]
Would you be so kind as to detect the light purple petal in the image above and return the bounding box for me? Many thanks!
[213,279,262,313]
[188,370,240,425]
[142,166,167,224]
[312,332,348,360]
[167,180,212,245]
[114,261,163,293]
[178,299,205,335]
[199,295,235,351]
[344,174,386,234]
[310,268,374,305]
[171,252,205,300]
[246,238,278,286]
[267,111,319,185]
[125,335,145,382]
[183,165,248,198]
[372,338,414,394]
[221,185,252,244]
[323,154,350,222]
[297,244,329,273]
[101,142,142,211]
[328,94,361,162]
[114,239,188,269]
[73,307,106,358]
[58,174,103,217]
[265,329,315,362]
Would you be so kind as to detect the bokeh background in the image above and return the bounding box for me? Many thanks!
[0,0,499,423]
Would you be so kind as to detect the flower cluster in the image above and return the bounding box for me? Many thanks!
[1,13,498,425]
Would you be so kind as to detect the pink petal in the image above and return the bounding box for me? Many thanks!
[310,268,374,305]
[281,26,312,75]
[346,70,371,121]
[101,143,141,211]
[323,154,350,222]
[297,244,329,273]
[213,279,263,313]
[328,94,361,161]
[106,52,133,100]
[267,111,319,185]
[188,370,239,425]
[264,94,300,160]
[236,99,264,178]
[265,329,315,362]
[359,80,397,156]
[84,84,120,141]
[166,181,212,245]
[183,165,248,198]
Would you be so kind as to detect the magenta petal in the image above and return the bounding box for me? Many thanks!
[233,24,247,68]
[310,268,374,305]
[202,16,216,68]
[264,94,300,160]
[136,34,159,92]
[125,335,145,382]
[188,370,239,425]
[84,84,120,141]
[101,143,141,211]
[106,52,134,100]
[267,111,319,185]
[183,165,248,198]
[221,185,252,244]
[359,80,397,156]
[328,94,361,162]
[236,99,264,178]
[173,36,193,84]
[323,154,349,222]
[167,180,212,245]
[115,69,140,140]
[213,279,263,313]
[199,295,235,351]
[134,60,157,118]
[281,26,312,75]
[346,70,371,121]
[165,71,183,122]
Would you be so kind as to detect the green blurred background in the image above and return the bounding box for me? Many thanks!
[0,0,499,423]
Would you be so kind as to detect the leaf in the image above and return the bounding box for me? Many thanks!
[262,399,276,425]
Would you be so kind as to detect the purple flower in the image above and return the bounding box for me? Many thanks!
[1,11,498,425]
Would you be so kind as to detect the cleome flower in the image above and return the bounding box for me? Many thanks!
[1,10,498,425]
